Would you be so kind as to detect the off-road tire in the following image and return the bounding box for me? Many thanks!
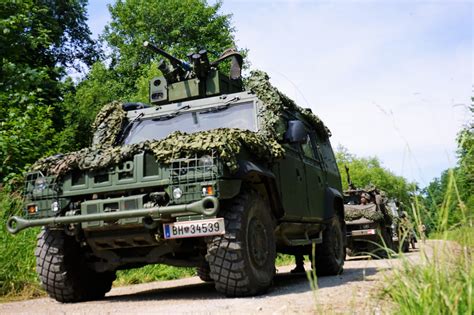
[35,228,116,303]
[206,189,276,297]
[196,263,213,282]
[373,227,394,258]
[314,215,345,276]
[401,239,410,253]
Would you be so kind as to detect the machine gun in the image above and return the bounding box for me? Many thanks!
[143,41,244,104]
[345,165,356,190]
[143,41,192,83]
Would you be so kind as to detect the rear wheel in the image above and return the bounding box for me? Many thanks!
[206,188,276,297]
[401,239,410,252]
[373,227,394,258]
[314,215,345,276]
[35,228,115,302]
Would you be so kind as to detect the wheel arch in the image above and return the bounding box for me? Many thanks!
[236,160,284,220]
[324,187,346,245]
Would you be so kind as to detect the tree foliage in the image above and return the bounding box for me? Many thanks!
[422,103,473,230]
[0,0,98,184]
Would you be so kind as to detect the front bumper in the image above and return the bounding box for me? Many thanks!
[6,196,219,234]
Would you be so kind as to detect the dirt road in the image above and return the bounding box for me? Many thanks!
[0,244,430,315]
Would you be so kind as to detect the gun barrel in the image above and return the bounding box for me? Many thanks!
[143,41,191,71]
[345,165,356,190]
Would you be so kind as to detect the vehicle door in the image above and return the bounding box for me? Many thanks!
[301,131,327,219]
[278,142,309,219]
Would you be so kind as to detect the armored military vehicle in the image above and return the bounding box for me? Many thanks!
[343,167,394,258]
[7,43,345,302]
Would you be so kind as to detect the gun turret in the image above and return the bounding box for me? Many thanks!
[191,49,211,80]
[144,41,244,105]
[345,165,356,190]
[144,41,192,83]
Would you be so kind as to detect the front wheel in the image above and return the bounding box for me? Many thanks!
[35,228,115,302]
[314,215,345,276]
[206,188,276,297]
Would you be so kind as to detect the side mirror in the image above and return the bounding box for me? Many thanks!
[284,120,308,144]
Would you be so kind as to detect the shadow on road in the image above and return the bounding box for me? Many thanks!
[104,266,379,303]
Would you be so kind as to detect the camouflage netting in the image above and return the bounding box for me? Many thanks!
[32,70,326,176]
[90,101,127,148]
[247,70,331,139]
[32,129,284,175]
[344,204,385,222]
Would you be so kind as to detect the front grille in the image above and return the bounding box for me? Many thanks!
[24,172,59,200]
[170,152,220,202]
[71,170,85,186]
[170,152,219,183]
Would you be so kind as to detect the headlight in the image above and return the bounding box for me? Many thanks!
[173,187,183,199]
[34,177,47,191]
[51,201,59,212]
[198,155,213,171]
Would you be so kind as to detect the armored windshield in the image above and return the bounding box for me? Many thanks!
[124,101,257,145]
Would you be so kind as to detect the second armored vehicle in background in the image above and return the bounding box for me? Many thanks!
[343,167,394,258]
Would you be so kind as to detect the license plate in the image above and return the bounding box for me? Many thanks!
[351,229,376,236]
[163,218,225,239]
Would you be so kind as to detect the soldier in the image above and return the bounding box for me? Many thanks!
[360,192,371,205]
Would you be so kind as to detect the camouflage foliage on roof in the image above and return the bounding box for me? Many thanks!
[90,101,126,148]
[248,70,331,138]
[32,70,326,176]
[344,204,385,222]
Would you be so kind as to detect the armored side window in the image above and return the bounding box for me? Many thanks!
[318,136,339,174]
[301,135,314,159]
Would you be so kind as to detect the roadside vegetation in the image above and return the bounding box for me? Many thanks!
[381,105,473,314]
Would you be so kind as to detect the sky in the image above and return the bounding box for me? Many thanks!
[87,0,473,187]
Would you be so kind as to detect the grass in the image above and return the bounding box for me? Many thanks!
[115,265,195,286]
[383,229,473,314]
[381,167,473,314]
[430,225,474,247]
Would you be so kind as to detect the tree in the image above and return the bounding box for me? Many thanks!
[0,0,98,184]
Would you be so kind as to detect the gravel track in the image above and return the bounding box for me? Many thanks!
[0,242,434,315]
